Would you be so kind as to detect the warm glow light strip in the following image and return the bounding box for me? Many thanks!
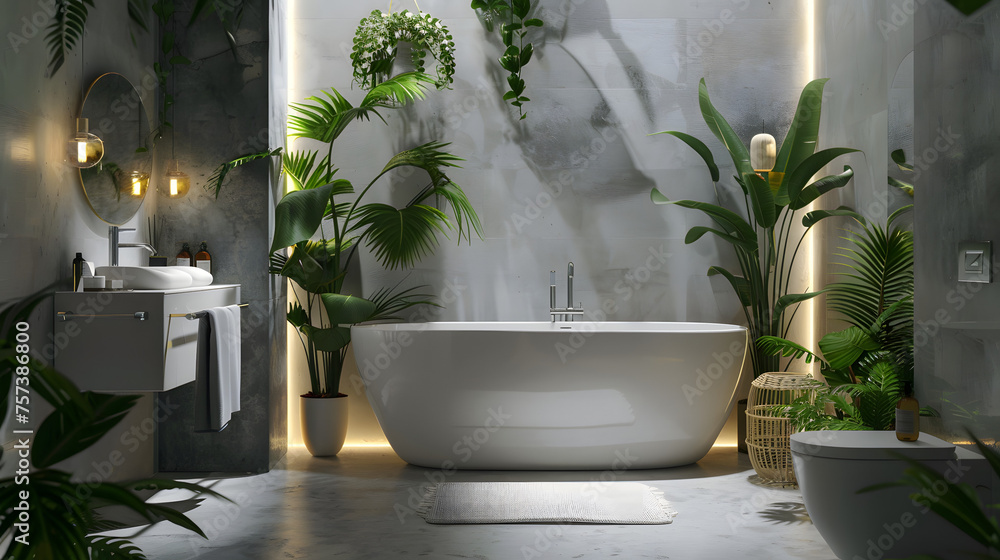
[132,176,141,196]
[804,0,818,363]
[77,141,87,163]
[170,178,179,196]
[287,0,299,445]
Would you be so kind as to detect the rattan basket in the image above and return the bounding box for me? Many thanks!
[746,372,817,484]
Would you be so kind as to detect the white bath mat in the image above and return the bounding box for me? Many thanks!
[417,481,676,524]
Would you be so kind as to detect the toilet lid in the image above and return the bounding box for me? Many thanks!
[790,430,957,461]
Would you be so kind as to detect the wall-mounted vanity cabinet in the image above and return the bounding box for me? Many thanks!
[53,284,240,392]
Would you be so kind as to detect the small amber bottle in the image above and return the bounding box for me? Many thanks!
[896,381,920,442]
[194,241,212,273]
[176,242,192,267]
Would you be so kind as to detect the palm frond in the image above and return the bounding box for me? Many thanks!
[827,220,913,330]
[354,203,451,270]
[86,536,147,559]
[289,74,433,144]
[784,383,869,432]
[854,359,901,430]
[204,148,282,198]
[368,284,439,322]
[412,176,484,244]
[282,150,346,193]
[758,335,825,366]
[45,0,96,77]
[378,141,464,181]
[360,72,436,108]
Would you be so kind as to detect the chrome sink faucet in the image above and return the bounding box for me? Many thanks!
[109,226,156,266]
[550,262,584,322]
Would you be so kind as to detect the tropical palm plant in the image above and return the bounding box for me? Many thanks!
[758,205,915,430]
[0,289,229,559]
[207,71,482,398]
[651,78,859,379]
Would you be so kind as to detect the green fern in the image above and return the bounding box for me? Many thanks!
[203,148,282,198]
[45,0,96,77]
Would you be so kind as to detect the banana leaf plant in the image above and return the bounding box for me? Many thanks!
[758,206,916,431]
[0,289,230,559]
[651,78,859,379]
[888,148,915,196]
[208,72,483,397]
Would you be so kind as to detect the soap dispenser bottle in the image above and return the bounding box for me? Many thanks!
[176,242,192,266]
[194,241,212,273]
[895,381,919,442]
[72,252,86,291]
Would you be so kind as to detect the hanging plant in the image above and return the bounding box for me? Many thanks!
[471,0,543,120]
[350,9,456,90]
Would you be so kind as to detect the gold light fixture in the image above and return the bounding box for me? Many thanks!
[128,170,150,198]
[66,117,104,168]
[750,132,777,173]
[163,158,191,198]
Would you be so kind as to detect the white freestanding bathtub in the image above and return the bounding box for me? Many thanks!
[351,322,748,470]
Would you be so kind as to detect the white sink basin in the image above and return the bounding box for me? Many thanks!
[169,266,214,287]
[96,266,193,290]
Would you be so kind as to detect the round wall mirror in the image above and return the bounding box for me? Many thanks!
[78,72,154,225]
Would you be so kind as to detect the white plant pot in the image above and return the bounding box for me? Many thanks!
[300,394,349,457]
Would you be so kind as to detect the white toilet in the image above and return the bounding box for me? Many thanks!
[790,430,995,560]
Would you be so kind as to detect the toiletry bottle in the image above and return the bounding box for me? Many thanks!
[72,252,86,291]
[895,381,919,442]
[195,241,212,273]
[176,242,192,266]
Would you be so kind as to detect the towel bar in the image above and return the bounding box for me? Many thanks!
[58,311,148,321]
[169,303,249,320]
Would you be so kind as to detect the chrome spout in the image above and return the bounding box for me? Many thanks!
[550,270,557,322]
[567,262,574,312]
[549,262,583,322]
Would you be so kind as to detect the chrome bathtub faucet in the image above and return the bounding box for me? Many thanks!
[550,262,584,322]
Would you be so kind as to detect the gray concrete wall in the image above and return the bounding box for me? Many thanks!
[0,0,159,481]
[0,0,286,477]
[289,0,829,446]
[914,0,1000,441]
[155,0,287,473]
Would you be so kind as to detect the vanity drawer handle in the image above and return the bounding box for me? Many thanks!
[57,311,147,321]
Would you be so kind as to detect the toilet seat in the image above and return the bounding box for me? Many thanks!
[790,430,957,461]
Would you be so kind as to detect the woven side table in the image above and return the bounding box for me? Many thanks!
[746,372,816,484]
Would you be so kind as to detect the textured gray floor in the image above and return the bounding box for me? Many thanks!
[111,446,837,559]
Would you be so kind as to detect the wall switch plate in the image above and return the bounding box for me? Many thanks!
[958,241,992,283]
